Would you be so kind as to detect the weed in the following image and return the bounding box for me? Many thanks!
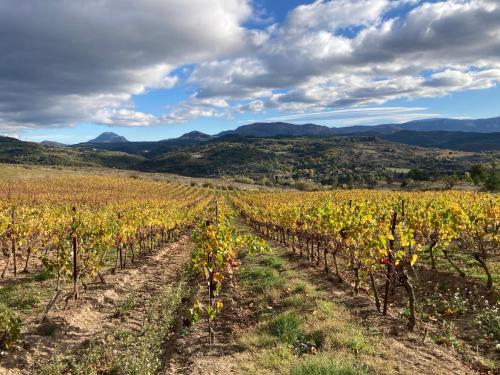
[0,303,22,349]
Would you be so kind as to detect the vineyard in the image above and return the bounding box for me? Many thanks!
[0,172,498,374]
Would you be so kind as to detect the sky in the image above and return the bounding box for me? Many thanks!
[1,0,499,144]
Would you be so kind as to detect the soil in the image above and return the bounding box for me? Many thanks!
[0,235,193,375]
[161,270,257,375]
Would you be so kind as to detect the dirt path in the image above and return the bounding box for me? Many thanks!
[0,235,193,374]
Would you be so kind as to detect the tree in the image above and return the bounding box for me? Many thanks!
[484,163,499,192]
[470,164,487,185]
[407,168,429,181]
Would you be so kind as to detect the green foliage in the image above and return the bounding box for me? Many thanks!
[291,354,369,375]
[0,303,22,349]
[266,313,303,345]
[470,163,500,191]
[483,163,499,191]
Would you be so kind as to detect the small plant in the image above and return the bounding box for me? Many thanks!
[475,303,500,342]
[430,320,462,350]
[0,303,22,349]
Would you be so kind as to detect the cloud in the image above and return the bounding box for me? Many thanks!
[257,106,441,126]
[1,0,499,131]
[0,0,252,130]
[94,109,158,127]
[186,0,500,114]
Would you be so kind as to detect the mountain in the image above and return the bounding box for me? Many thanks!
[217,122,335,137]
[178,131,212,141]
[214,117,500,139]
[88,132,129,143]
[334,116,500,134]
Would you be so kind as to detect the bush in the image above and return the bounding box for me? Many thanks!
[0,304,22,349]
[294,179,319,191]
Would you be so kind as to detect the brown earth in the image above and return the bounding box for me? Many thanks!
[0,235,193,375]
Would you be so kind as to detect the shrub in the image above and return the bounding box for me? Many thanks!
[294,179,319,191]
[0,303,22,349]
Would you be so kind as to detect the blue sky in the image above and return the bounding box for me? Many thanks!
[1,0,499,143]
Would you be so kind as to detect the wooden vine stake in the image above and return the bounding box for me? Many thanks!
[72,206,79,299]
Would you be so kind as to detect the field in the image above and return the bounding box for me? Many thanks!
[0,167,498,375]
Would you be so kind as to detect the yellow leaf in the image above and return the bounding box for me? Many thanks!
[410,254,418,266]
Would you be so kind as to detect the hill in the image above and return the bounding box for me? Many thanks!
[88,132,129,143]
[0,136,143,169]
[178,131,212,141]
[40,140,67,147]
[2,134,497,188]
[143,135,498,186]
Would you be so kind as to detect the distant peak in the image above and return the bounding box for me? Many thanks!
[88,132,129,143]
[178,131,211,140]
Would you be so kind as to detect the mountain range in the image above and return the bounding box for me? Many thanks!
[69,116,500,153]
[216,117,500,137]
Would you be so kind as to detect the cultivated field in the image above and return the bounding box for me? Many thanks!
[0,167,498,374]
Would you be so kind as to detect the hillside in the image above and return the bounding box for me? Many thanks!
[0,136,144,169]
[382,131,500,152]
[144,135,497,186]
[3,120,499,188]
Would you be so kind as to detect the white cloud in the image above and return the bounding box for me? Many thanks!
[0,0,252,130]
[94,109,158,127]
[185,0,500,116]
[1,0,499,131]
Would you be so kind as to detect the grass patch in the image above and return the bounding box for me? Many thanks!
[291,353,370,375]
[283,295,304,307]
[235,239,383,374]
[240,265,283,294]
[0,283,42,310]
[259,255,285,271]
[33,269,54,282]
[113,293,140,319]
[266,313,303,345]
